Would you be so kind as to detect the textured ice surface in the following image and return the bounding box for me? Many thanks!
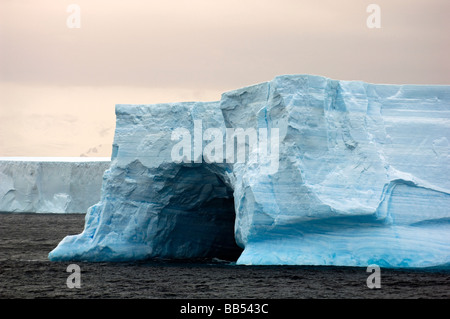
[49,75,450,267]
[0,158,110,213]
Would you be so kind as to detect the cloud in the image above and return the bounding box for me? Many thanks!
[0,83,222,156]
[1,0,449,88]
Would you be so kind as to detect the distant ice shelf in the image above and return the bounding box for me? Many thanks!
[0,157,111,162]
[48,74,450,268]
[0,158,110,213]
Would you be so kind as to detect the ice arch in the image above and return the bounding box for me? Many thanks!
[49,101,244,261]
[140,162,242,260]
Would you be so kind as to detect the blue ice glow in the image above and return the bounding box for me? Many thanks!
[49,75,450,267]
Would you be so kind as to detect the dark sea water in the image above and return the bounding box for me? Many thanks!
[0,213,449,301]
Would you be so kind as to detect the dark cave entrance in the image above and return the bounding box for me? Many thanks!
[161,165,243,261]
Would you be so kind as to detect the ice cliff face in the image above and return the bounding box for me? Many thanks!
[49,75,450,268]
[0,158,110,213]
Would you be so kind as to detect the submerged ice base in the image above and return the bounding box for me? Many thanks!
[49,75,450,267]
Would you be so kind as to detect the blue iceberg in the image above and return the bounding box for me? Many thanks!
[49,75,450,268]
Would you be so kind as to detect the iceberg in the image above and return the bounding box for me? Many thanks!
[0,158,110,213]
[49,75,450,268]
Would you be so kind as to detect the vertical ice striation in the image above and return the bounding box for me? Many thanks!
[49,75,450,268]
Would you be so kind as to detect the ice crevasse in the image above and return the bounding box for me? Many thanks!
[49,74,450,268]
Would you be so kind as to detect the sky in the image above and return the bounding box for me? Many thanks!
[0,0,449,157]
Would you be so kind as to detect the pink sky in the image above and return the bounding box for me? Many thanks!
[1,0,449,156]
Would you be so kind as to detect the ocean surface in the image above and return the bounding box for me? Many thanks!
[0,213,449,299]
